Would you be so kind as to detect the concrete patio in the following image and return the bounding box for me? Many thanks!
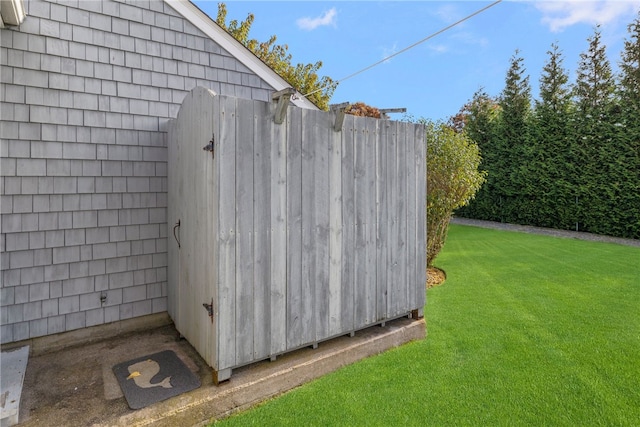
[5,314,425,426]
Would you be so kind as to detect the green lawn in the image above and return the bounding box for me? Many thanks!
[213,225,640,426]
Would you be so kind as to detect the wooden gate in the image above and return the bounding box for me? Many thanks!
[168,87,426,382]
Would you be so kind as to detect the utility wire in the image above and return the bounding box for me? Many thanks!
[302,0,503,99]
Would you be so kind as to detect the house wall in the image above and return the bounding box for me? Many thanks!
[0,0,277,344]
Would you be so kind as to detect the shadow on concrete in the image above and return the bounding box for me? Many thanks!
[16,316,425,426]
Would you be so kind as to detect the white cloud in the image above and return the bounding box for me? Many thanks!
[296,8,337,31]
[451,32,489,48]
[382,43,398,63]
[433,4,463,24]
[427,44,450,54]
[534,0,640,32]
[426,4,488,56]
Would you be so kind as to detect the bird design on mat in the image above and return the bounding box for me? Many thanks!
[126,359,172,389]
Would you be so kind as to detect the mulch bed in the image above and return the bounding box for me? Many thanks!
[427,267,446,288]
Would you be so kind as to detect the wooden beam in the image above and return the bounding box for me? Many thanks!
[212,367,232,386]
[379,108,407,120]
[330,102,350,132]
[272,87,296,124]
[379,108,407,114]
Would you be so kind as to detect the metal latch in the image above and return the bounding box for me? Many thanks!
[203,134,215,157]
[172,220,181,248]
[202,298,214,323]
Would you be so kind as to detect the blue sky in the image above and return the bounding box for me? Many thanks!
[193,1,640,121]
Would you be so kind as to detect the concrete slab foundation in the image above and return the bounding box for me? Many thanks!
[0,346,29,427]
[12,315,425,426]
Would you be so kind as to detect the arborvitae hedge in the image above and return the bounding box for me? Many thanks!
[455,14,640,239]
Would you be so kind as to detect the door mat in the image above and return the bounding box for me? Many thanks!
[113,350,201,410]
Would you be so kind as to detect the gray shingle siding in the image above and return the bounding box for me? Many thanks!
[1,0,277,344]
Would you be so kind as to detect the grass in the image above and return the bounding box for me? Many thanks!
[213,225,640,426]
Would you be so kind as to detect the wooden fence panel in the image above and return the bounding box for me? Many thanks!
[253,100,272,360]
[406,123,417,312]
[353,118,378,329]
[168,87,218,366]
[216,94,237,371]
[286,107,304,350]
[169,90,426,378]
[396,122,409,319]
[414,124,427,313]
[269,101,287,356]
[235,98,255,365]
[312,110,331,343]
[340,114,356,334]
[301,109,317,346]
[385,120,399,319]
[376,121,389,322]
[328,113,343,336]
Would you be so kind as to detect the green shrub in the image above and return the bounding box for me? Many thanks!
[426,121,486,266]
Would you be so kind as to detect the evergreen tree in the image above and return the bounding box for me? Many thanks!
[538,44,572,115]
[574,26,616,114]
[455,17,639,239]
[216,3,337,110]
[496,50,533,224]
[453,90,501,220]
[532,43,575,229]
[573,26,617,234]
[616,10,640,238]
[619,11,640,116]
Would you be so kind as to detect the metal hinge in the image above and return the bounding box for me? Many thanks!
[203,298,214,323]
[203,134,215,157]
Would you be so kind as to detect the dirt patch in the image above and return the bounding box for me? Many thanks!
[427,267,446,288]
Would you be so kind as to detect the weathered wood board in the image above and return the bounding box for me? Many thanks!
[168,87,426,381]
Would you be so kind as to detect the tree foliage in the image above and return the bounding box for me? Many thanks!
[573,26,620,234]
[448,89,500,134]
[344,102,382,118]
[453,90,500,220]
[619,11,640,117]
[532,44,575,228]
[496,51,534,222]
[454,17,640,239]
[425,121,486,266]
[574,26,616,114]
[615,11,640,236]
[216,3,337,110]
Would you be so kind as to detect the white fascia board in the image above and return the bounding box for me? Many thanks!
[0,0,27,26]
[165,0,319,110]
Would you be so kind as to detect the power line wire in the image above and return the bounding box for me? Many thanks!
[302,0,504,99]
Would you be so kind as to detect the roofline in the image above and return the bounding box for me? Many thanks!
[165,0,319,110]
